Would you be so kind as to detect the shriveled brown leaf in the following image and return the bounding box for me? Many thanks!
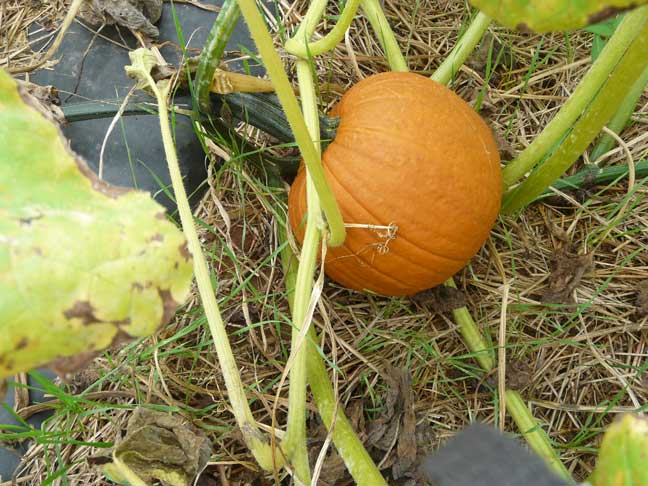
[79,0,162,37]
[310,447,347,486]
[394,371,417,479]
[411,285,467,313]
[367,365,401,451]
[366,364,418,479]
[542,251,593,304]
[635,281,648,318]
[487,359,534,390]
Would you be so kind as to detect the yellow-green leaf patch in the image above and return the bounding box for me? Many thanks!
[0,69,193,379]
[469,0,648,32]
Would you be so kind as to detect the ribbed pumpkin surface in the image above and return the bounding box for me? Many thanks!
[288,72,502,296]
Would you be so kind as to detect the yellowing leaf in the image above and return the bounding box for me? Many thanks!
[469,0,648,32]
[590,414,648,486]
[0,69,193,379]
[102,408,212,486]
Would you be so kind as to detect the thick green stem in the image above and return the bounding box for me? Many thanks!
[145,74,276,471]
[501,6,648,188]
[236,0,346,246]
[589,65,648,162]
[195,0,241,111]
[285,0,362,58]
[431,11,491,85]
[289,0,329,46]
[305,327,389,486]
[502,18,648,213]
[277,231,389,486]
[359,0,408,71]
[446,278,495,371]
[281,60,323,484]
[505,390,568,479]
[448,278,571,480]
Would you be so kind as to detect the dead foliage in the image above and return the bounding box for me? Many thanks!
[411,285,467,313]
[541,250,594,305]
[635,280,648,318]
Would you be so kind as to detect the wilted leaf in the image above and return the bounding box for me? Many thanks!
[469,0,648,33]
[541,251,593,304]
[102,408,212,486]
[590,414,648,486]
[366,364,418,479]
[410,285,467,313]
[79,0,163,38]
[0,69,193,379]
[635,280,648,317]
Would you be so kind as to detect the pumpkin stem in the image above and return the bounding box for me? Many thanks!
[279,59,323,484]
[278,211,390,486]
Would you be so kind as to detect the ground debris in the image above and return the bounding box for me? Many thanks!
[541,249,593,304]
[635,281,648,318]
[411,285,467,313]
[486,359,534,390]
[79,0,163,37]
[366,364,418,480]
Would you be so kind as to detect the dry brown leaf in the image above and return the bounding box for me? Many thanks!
[542,251,593,304]
[366,364,418,479]
[79,0,162,37]
[411,285,467,313]
[635,281,648,317]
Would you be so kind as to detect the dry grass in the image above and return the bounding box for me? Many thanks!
[2,0,648,484]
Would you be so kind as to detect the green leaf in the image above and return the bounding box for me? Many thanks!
[469,0,648,32]
[590,414,648,486]
[586,15,624,61]
[0,69,194,380]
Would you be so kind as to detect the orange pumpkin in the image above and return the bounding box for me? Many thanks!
[288,72,501,296]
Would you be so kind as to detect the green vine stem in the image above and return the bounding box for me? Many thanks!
[277,227,389,486]
[280,60,322,484]
[446,278,495,371]
[501,6,648,188]
[194,0,241,111]
[431,11,491,85]
[448,278,570,479]
[236,0,346,246]
[359,0,408,71]
[505,390,568,477]
[288,0,329,49]
[125,50,277,471]
[501,18,648,213]
[589,65,648,162]
[285,0,362,58]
